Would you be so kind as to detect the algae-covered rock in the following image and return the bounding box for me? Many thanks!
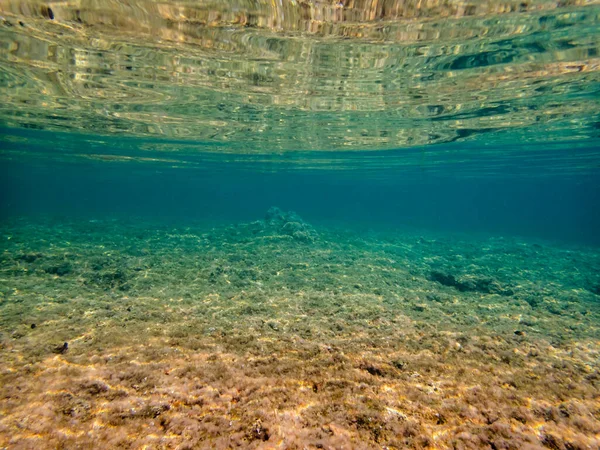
[17,252,43,263]
[44,262,73,276]
[428,270,513,296]
[264,207,317,242]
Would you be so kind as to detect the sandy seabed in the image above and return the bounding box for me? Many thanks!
[1,211,599,449]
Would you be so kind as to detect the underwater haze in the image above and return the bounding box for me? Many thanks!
[1,1,600,449]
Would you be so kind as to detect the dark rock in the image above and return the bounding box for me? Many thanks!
[53,342,69,354]
[429,271,513,296]
[359,362,386,377]
[523,294,542,308]
[90,259,107,271]
[429,271,459,288]
[585,370,600,382]
[248,420,270,441]
[391,359,407,370]
[40,5,54,19]
[18,253,43,263]
[540,433,564,450]
[44,262,72,276]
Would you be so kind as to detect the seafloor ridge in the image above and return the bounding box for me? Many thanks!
[0,209,599,449]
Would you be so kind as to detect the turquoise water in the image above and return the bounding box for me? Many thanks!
[2,127,600,244]
[1,1,600,449]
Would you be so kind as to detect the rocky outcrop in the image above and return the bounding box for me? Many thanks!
[429,270,514,296]
[263,207,317,243]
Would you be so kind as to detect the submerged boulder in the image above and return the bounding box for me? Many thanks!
[264,207,317,242]
[226,207,317,243]
[429,270,513,296]
[265,206,300,226]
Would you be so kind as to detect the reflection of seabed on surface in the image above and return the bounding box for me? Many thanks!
[0,1,598,151]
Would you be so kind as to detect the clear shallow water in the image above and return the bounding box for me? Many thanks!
[1,1,600,449]
[1,140,600,245]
